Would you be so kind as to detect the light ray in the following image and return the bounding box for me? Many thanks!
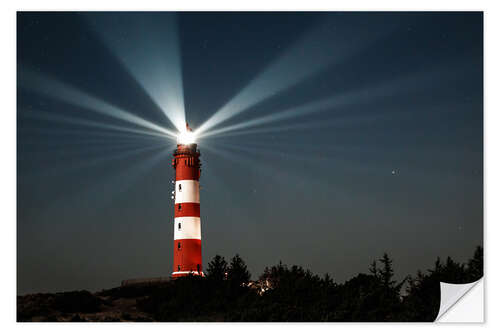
[20,141,169,182]
[197,15,398,134]
[85,12,186,131]
[198,97,342,138]
[39,144,176,215]
[214,139,367,156]
[67,145,176,208]
[202,142,349,198]
[20,108,171,140]
[210,141,391,179]
[19,128,167,147]
[18,68,178,138]
[19,133,166,154]
[199,120,340,140]
[198,65,462,139]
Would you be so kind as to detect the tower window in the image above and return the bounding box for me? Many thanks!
[178,184,182,192]
[178,223,181,230]
[178,204,181,211]
[178,265,181,271]
[178,242,181,250]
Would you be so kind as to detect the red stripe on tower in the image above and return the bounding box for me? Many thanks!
[171,126,203,278]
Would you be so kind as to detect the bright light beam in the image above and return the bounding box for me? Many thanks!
[198,96,342,138]
[85,12,186,131]
[198,92,385,139]
[201,121,338,139]
[21,108,171,140]
[197,15,398,134]
[198,66,459,139]
[19,131,166,153]
[19,68,178,138]
[199,113,392,139]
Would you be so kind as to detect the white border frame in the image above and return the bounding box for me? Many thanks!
[3,1,497,332]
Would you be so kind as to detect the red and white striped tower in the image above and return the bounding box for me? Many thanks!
[171,124,203,278]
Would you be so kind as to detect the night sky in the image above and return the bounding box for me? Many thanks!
[17,12,483,295]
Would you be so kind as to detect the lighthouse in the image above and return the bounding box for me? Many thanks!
[171,123,203,278]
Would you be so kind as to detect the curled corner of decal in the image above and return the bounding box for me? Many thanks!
[435,278,484,323]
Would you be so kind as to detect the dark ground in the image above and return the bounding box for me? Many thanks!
[17,247,482,322]
[17,288,153,322]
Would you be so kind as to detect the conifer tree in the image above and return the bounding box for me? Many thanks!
[227,254,251,286]
[467,246,483,280]
[206,254,228,281]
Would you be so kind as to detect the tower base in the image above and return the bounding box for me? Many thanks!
[171,271,205,279]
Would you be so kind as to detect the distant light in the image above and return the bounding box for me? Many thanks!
[177,131,197,145]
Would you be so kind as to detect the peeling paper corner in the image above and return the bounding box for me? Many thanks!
[435,278,484,323]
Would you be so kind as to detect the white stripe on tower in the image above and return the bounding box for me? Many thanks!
[174,180,200,204]
[174,217,201,240]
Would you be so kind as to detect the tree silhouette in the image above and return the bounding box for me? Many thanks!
[343,252,405,321]
[369,260,378,278]
[227,254,251,286]
[379,253,395,289]
[466,246,483,281]
[401,252,475,321]
[18,245,483,322]
[206,254,228,281]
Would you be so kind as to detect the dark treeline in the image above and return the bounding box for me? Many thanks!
[135,246,482,321]
[17,246,482,322]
